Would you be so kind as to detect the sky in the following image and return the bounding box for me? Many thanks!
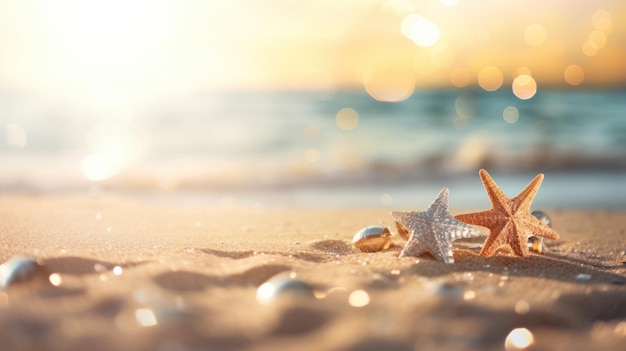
[0,0,625,103]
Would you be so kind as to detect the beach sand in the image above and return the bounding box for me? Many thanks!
[1,194,625,351]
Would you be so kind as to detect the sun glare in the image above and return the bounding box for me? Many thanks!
[401,14,441,47]
[0,1,623,96]
[81,123,142,181]
[35,0,176,101]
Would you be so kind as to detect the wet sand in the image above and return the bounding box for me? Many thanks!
[1,194,625,351]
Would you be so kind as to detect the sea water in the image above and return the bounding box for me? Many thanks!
[1,88,625,208]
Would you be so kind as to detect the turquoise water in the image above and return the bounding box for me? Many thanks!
[1,88,625,207]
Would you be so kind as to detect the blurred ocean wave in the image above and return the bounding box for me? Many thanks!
[1,88,625,207]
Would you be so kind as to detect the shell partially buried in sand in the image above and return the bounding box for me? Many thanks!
[351,226,392,253]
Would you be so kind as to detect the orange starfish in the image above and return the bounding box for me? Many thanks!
[455,169,560,258]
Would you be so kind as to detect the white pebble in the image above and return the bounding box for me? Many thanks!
[0,256,39,289]
[576,273,592,281]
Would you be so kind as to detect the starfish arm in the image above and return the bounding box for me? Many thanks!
[399,234,430,257]
[391,210,413,224]
[455,210,501,228]
[430,239,455,264]
[507,222,530,257]
[479,169,511,214]
[427,188,450,218]
[445,219,481,240]
[391,211,428,237]
[521,217,560,240]
[512,173,544,213]
[478,222,509,257]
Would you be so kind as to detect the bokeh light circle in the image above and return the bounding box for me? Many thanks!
[304,148,320,163]
[363,68,415,102]
[524,24,547,46]
[450,67,471,88]
[592,9,613,33]
[582,42,597,57]
[588,30,607,49]
[455,92,476,118]
[503,106,519,124]
[401,14,440,47]
[336,108,359,130]
[512,75,537,100]
[564,65,584,86]
[505,328,534,350]
[478,66,503,91]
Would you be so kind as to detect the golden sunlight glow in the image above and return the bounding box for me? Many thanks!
[401,14,441,47]
[439,0,459,7]
[0,1,624,95]
[512,75,537,100]
[81,123,141,181]
[413,53,435,76]
[478,66,503,91]
[592,9,613,32]
[582,42,598,57]
[430,44,455,68]
[450,67,471,88]
[564,65,585,86]
[81,154,117,181]
[515,67,532,78]
[34,0,176,100]
[588,31,607,49]
[382,0,414,13]
[524,24,547,46]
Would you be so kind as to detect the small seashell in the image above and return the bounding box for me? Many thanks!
[0,256,41,289]
[256,272,315,305]
[531,210,551,227]
[394,221,411,240]
[575,273,592,281]
[527,236,546,254]
[352,226,392,253]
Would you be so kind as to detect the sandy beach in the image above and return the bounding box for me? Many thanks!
[0,194,624,351]
[2,1,626,350]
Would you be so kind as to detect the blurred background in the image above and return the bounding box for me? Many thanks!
[1,0,625,208]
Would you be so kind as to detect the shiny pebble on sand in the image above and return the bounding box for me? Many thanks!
[0,256,41,289]
[528,210,552,253]
[352,226,392,253]
[257,272,315,304]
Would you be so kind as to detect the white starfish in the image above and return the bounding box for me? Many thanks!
[391,187,480,264]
